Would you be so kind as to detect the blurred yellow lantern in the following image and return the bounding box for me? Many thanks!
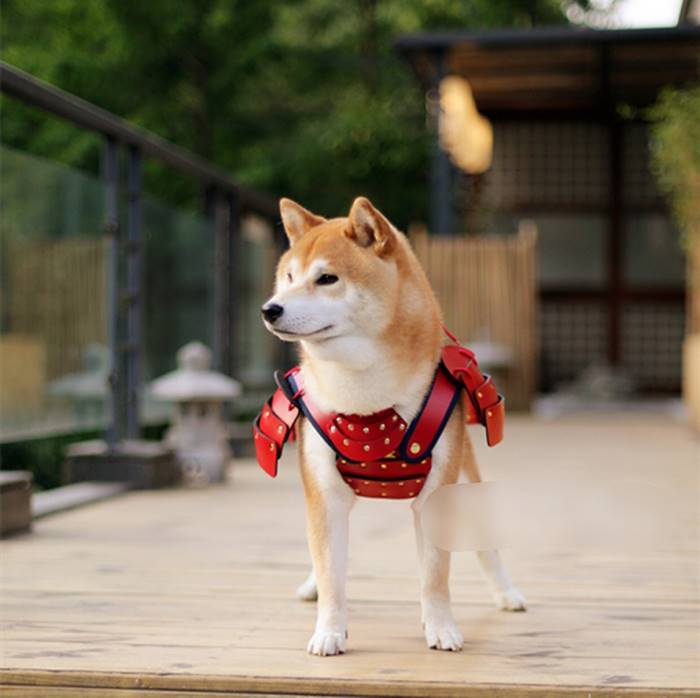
[439,76,493,174]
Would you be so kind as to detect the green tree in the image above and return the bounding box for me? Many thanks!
[1,0,565,227]
[649,87,700,335]
[649,87,700,250]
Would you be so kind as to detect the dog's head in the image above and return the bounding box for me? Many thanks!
[262,197,431,358]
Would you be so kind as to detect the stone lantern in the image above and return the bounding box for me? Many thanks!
[150,342,241,485]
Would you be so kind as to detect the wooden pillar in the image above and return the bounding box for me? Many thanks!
[607,118,623,365]
[600,44,622,366]
[429,50,454,235]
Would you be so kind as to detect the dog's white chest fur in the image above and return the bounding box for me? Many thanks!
[300,337,435,419]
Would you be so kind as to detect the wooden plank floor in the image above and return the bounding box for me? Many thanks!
[1,413,698,697]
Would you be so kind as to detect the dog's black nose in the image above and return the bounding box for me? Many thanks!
[261,303,284,324]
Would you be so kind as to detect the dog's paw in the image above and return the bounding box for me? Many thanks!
[307,628,347,656]
[296,573,318,602]
[423,615,464,651]
[493,587,527,612]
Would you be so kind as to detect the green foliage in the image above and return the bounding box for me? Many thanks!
[0,430,98,491]
[0,424,169,491]
[649,87,700,250]
[1,0,565,228]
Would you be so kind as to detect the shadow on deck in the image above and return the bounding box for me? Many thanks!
[1,413,698,697]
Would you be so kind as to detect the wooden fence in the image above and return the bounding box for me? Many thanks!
[411,225,538,410]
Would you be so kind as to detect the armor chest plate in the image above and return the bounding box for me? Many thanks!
[336,454,432,499]
[254,336,505,499]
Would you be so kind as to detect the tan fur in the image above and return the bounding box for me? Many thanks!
[460,395,484,484]
[275,206,443,410]
[266,196,525,655]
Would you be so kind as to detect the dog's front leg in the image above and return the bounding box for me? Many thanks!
[305,491,352,656]
[300,421,354,656]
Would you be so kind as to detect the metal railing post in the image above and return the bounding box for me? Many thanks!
[205,186,220,370]
[227,189,240,377]
[102,136,122,448]
[206,185,238,376]
[125,145,143,439]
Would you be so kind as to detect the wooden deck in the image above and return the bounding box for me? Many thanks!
[1,412,698,697]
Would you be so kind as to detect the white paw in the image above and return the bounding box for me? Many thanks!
[423,615,464,651]
[493,587,527,612]
[296,574,318,602]
[307,628,347,656]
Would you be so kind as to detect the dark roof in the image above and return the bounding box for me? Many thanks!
[396,25,700,112]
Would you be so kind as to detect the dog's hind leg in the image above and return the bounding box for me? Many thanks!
[476,550,527,611]
[463,434,527,612]
[296,570,318,601]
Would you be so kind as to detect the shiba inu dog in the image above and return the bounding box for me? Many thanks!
[260,196,526,656]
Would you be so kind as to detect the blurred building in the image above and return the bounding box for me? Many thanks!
[397,25,700,394]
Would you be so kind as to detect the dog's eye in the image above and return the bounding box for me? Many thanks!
[316,273,338,286]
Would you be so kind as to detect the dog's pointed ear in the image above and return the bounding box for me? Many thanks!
[279,198,326,245]
[345,197,396,257]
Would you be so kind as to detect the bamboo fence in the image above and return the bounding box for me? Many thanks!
[1,237,106,418]
[411,225,538,410]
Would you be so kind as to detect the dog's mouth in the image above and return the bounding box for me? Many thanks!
[272,324,336,341]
